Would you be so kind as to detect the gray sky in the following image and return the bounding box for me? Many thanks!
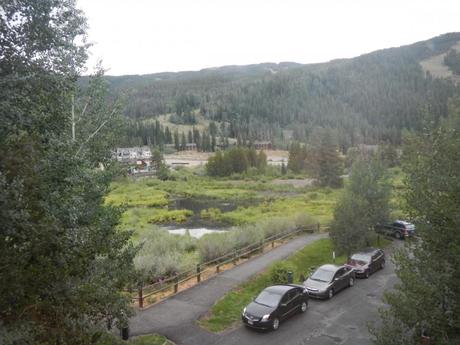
[77,0,460,76]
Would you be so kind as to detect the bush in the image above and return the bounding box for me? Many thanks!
[269,262,296,284]
[134,227,198,282]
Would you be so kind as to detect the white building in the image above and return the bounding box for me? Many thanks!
[115,146,151,163]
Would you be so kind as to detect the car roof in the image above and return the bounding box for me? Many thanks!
[353,248,381,255]
[318,264,341,272]
[395,220,413,225]
[264,285,298,294]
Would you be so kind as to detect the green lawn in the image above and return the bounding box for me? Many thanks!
[128,334,175,345]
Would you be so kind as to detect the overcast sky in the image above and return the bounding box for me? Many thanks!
[77,0,460,76]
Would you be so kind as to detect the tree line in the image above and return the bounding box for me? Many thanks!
[329,98,460,344]
[121,119,220,152]
[206,147,267,176]
[95,33,460,150]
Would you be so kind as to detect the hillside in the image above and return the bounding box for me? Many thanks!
[90,32,460,150]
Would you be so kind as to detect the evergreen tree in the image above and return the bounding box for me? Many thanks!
[151,149,163,171]
[330,158,391,256]
[174,130,180,150]
[180,132,187,150]
[257,150,268,172]
[281,161,287,175]
[312,129,343,187]
[372,99,460,345]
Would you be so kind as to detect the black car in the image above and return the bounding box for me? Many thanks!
[347,248,385,278]
[375,220,416,239]
[241,285,308,330]
[303,264,355,299]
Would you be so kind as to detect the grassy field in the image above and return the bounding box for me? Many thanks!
[198,236,391,333]
[107,171,340,238]
[108,166,402,280]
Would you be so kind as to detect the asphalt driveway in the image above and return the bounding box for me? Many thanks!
[129,233,397,345]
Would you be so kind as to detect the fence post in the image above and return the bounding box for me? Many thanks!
[216,264,220,273]
[233,249,238,265]
[138,285,144,309]
[174,275,179,293]
[317,223,320,233]
[272,240,275,248]
[196,264,201,283]
[260,239,265,253]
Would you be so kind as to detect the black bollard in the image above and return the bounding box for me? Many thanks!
[287,271,293,284]
[121,326,129,340]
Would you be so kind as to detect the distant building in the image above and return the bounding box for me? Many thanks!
[185,143,197,151]
[253,141,272,150]
[115,146,151,164]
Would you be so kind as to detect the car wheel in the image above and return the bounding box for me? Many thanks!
[395,232,402,240]
[349,277,354,287]
[328,289,334,299]
[365,270,370,279]
[300,301,308,313]
[381,260,385,269]
[272,318,280,331]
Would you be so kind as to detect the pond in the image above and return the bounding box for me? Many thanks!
[168,197,259,227]
[166,227,228,239]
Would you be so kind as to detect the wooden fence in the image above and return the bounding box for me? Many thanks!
[133,223,322,308]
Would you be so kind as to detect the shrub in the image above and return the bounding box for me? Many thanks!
[269,262,296,284]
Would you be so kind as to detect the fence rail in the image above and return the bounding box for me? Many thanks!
[133,223,323,308]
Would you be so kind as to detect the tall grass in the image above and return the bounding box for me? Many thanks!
[197,213,317,263]
[134,226,198,283]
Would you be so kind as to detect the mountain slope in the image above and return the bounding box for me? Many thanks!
[94,32,460,149]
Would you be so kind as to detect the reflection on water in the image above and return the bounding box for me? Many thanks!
[167,227,228,239]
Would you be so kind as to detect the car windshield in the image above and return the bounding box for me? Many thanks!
[310,268,335,282]
[254,290,283,308]
[350,254,371,264]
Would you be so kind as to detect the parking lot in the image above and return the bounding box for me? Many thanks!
[130,235,399,345]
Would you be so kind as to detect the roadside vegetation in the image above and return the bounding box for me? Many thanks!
[371,100,460,345]
[100,334,174,345]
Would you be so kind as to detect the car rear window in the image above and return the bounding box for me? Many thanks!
[350,254,371,263]
[255,290,283,308]
[310,268,335,282]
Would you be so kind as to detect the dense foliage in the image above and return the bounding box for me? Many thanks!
[121,118,218,151]
[91,33,460,149]
[0,1,136,344]
[444,49,460,75]
[288,129,343,187]
[330,158,391,256]
[373,99,460,345]
[206,147,267,176]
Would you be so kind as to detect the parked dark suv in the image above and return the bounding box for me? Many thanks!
[375,220,416,239]
[347,248,385,278]
[241,285,308,331]
[303,264,355,299]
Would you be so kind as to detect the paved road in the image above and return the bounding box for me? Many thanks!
[130,233,327,340]
[130,234,398,345]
